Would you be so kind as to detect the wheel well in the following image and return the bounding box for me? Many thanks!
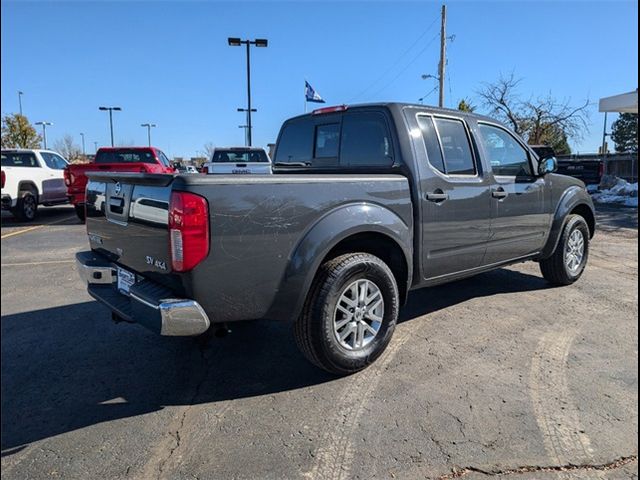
[570,204,595,238]
[18,181,38,195]
[321,232,409,302]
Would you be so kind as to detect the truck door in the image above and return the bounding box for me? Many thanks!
[475,122,550,264]
[409,113,492,280]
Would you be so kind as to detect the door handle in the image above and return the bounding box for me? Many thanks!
[426,190,449,202]
[492,187,508,199]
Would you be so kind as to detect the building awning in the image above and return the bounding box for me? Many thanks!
[599,90,638,113]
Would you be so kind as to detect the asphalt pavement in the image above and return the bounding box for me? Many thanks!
[1,204,637,479]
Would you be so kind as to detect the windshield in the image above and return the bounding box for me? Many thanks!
[212,150,269,163]
[95,149,157,164]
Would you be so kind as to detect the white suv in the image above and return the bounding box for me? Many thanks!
[1,149,69,221]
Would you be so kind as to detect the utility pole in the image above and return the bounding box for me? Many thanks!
[438,4,446,108]
[80,132,86,155]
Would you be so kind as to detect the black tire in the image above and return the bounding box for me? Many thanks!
[11,189,38,222]
[294,253,399,375]
[75,204,86,222]
[540,214,590,286]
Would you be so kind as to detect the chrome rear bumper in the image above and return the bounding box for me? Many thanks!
[76,251,210,336]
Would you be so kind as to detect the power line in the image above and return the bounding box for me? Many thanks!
[368,32,440,99]
[348,15,440,102]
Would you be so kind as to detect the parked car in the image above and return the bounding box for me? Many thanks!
[530,145,604,186]
[64,147,175,221]
[1,149,69,221]
[201,147,271,174]
[76,103,596,374]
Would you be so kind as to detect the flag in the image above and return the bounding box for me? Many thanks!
[305,81,325,103]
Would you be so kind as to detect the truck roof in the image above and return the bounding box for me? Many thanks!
[289,102,500,125]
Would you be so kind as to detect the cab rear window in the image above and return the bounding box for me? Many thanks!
[95,150,157,164]
[1,152,39,167]
[274,110,393,168]
[212,150,269,163]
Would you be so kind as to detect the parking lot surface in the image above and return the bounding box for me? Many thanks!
[1,205,637,479]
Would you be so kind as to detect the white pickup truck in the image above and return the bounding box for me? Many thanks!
[201,147,272,175]
[1,149,69,221]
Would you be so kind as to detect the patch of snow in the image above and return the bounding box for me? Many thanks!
[591,177,638,208]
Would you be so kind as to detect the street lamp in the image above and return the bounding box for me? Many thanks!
[79,132,86,155]
[35,121,53,149]
[140,123,157,147]
[228,37,268,146]
[98,106,122,146]
[237,107,256,146]
[18,91,24,116]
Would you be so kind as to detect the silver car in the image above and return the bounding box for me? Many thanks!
[202,147,272,175]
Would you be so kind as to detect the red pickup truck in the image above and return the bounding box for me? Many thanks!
[65,147,175,220]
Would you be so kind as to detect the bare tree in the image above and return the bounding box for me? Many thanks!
[199,142,216,160]
[53,134,84,163]
[477,73,591,153]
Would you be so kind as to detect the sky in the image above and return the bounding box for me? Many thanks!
[1,0,638,158]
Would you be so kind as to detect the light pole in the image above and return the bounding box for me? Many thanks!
[140,123,156,146]
[93,141,98,154]
[237,108,256,146]
[18,91,24,116]
[80,132,86,155]
[98,106,122,146]
[228,37,268,146]
[35,121,52,149]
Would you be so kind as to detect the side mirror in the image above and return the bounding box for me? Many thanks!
[538,156,558,175]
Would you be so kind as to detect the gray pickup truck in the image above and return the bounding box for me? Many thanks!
[76,103,595,374]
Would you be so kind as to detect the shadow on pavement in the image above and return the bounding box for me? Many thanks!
[1,268,551,453]
[0,206,79,230]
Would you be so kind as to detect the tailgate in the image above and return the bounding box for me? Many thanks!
[557,160,603,184]
[85,172,178,287]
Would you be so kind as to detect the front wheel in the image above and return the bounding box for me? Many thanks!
[540,214,590,285]
[294,253,399,375]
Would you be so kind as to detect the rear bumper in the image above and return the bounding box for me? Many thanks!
[76,251,210,336]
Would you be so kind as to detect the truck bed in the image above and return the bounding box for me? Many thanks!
[84,172,413,323]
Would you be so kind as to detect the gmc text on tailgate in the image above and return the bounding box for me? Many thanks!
[76,103,596,374]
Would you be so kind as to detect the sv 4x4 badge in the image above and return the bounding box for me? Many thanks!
[145,256,167,271]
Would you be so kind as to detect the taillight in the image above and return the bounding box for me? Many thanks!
[202,166,209,174]
[168,191,209,272]
[63,168,70,186]
[1,170,5,189]
[598,161,605,178]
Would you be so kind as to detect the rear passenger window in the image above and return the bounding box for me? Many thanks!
[417,116,446,173]
[314,124,340,158]
[434,118,476,175]
[340,112,393,166]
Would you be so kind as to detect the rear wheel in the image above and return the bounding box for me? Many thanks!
[75,204,86,222]
[11,189,38,222]
[294,253,399,375]
[540,214,590,285]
